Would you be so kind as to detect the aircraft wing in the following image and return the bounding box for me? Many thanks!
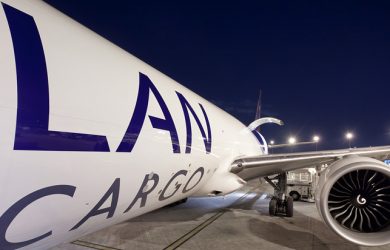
[231,146,390,180]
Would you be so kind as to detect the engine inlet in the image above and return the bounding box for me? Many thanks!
[328,170,390,232]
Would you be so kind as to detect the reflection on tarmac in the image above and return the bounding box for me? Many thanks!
[52,181,389,250]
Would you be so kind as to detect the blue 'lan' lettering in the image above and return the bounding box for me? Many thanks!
[117,73,180,153]
[3,3,110,152]
[176,92,211,153]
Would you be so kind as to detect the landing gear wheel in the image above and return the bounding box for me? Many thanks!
[265,172,294,217]
[286,196,293,217]
[269,198,277,216]
[290,191,301,201]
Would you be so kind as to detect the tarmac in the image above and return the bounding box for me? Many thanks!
[51,180,390,250]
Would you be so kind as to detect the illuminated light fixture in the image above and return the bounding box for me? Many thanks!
[288,137,296,144]
[313,135,320,142]
[270,140,275,145]
[345,132,354,148]
[345,132,354,139]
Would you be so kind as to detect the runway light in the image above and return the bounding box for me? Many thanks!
[288,137,296,144]
[313,135,320,142]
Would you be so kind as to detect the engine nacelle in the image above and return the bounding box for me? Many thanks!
[316,155,390,246]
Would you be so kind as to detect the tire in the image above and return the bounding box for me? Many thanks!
[269,198,277,216]
[290,191,301,201]
[286,196,294,217]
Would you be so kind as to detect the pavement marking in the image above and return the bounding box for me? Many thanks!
[162,211,225,250]
[163,186,260,250]
[72,240,122,250]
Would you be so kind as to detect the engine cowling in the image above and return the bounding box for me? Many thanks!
[316,155,390,246]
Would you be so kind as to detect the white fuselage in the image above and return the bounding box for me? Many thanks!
[0,1,262,249]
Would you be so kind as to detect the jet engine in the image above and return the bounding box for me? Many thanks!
[316,155,390,246]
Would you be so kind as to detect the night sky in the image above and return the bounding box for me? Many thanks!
[43,0,390,151]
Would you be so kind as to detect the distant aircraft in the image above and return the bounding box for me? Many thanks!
[0,1,389,249]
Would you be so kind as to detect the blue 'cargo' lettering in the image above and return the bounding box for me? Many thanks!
[0,168,205,248]
[71,178,120,231]
[0,185,76,250]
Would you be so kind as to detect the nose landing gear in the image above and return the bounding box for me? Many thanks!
[265,172,294,217]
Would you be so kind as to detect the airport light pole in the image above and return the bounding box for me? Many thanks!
[269,137,320,151]
[288,137,296,152]
[313,135,320,151]
[345,132,354,148]
[269,140,275,154]
[288,137,296,144]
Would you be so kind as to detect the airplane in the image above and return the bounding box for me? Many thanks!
[0,1,389,249]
